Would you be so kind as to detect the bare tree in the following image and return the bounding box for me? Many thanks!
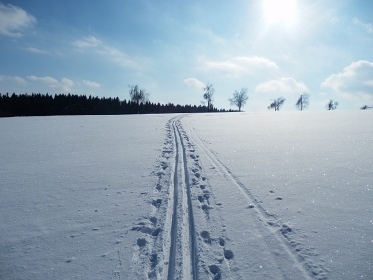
[268,97,286,111]
[295,93,310,111]
[129,85,149,105]
[229,88,249,112]
[360,105,372,110]
[203,83,215,112]
[326,99,338,110]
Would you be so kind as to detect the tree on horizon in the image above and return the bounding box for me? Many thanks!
[295,94,310,111]
[129,85,149,105]
[229,88,249,112]
[360,105,372,110]
[326,99,338,110]
[203,83,215,112]
[268,97,286,111]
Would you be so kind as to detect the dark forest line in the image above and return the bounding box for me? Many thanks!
[0,93,231,117]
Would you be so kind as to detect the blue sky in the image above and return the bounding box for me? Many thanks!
[0,0,372,110]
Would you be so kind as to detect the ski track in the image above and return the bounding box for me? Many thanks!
[184,118,329,280]
[131,115,237,279]
[131,114,328,279]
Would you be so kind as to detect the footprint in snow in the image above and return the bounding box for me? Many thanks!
[219,237,225,246]
[150,253,158,269]
[137,238,147,247]
[200,230,211,244]
[201,204,212,212]
[224,249,234,260]
[149,216,157,225]
[280,224,293,237]
[209,265,221,279]
[152,198,162,208]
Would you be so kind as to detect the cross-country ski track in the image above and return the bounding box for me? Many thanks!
[132,114,330,279]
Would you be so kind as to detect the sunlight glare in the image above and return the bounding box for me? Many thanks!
[263,0,298,25]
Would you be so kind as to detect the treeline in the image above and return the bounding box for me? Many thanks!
[0,93,229,117]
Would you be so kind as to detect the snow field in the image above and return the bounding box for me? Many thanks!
[0,115,168,279]
[181,111,372,279]
[1,111,372,280]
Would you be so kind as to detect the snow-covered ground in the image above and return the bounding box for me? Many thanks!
[0,112,372,280]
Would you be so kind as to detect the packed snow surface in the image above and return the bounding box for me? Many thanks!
[0,111,372,280]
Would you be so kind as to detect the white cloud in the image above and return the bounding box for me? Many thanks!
[73,36,137,68]
[198,56,279,77]
[235,56,279,69]
[25,47,48,54]
[27,75,75,92]
[0,75,26,84]
[255,77,309,95]
[0,3,36,37]
[28,75,57,84]
[183,78,205,90]
[83,80,101,89]
[321,60,373,102]
[73,36,101,49]
[61,78,74,89]
[353,18,373,34]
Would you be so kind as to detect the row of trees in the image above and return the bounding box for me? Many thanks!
[1,83,371,117]
[203,83,346,112]
[267,94,311,111]
[0,92,228,117]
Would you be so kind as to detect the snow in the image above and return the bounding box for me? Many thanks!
[0,111,372,279]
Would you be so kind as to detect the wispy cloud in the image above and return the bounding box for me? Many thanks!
[198,56,279,77]
[256,77,309,95]
[83,80,101,89]
[25,47,49,54]
[73,36,101,48]
[183,78,205,90]
[353,18,373,34]
[72,36,138,68]
[0,75,26,84]
[0,3,36,37]
[321,60,373,102]
[27,75,75,92]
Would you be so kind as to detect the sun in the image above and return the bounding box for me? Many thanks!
[263,0,298,25]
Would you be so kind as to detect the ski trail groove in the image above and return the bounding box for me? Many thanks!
[167,121,179,280]
[176,121,199,280]
[167,118,199,280]
[185,121,326,280]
